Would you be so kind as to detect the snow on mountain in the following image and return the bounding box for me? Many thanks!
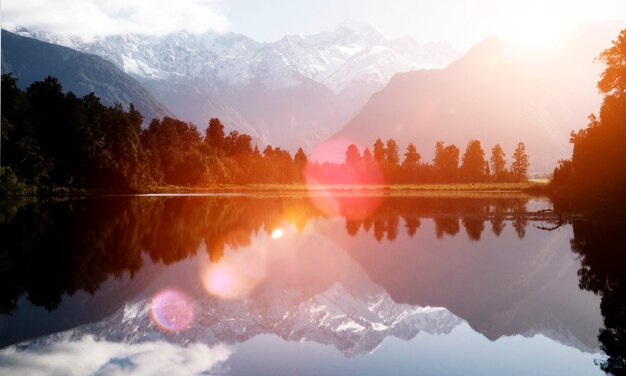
[13,282,462,358]
[16,21,457,94]
[11,22,460,152]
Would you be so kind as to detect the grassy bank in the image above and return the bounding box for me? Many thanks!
[2,181,550,197]
[142,181,548,194]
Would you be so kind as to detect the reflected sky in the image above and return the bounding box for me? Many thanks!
[0,194,613,375]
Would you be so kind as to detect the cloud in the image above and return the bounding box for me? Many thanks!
[1,0,231,40]
[0,337,232,376]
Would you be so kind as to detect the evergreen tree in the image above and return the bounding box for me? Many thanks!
[294,147,308,169]
[385,139,400,168]
[362,147,375,167]
[434,141,460,182]
[205,118,225,152]
[401,143,421,182]
[345,144,361,166]
[373,138,386,164]
[490,144,507,182]
[460,140,487,182]
[511,142,530,182]
[402,143,421,169]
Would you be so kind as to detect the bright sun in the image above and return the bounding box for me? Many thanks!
[506,3,576,47]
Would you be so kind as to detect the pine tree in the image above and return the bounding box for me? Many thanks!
[345,144,361,166]
[373,138,386,164]
[385,139,400,168]
[294,147,307,169]
[511,142,530,182]
[402,143,421,169]
[490,144,507,182]
[460,140,487,182]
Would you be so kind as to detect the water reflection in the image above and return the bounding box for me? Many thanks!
[1,195,541,315]
[570,219,626,374]
[0,194,620,374]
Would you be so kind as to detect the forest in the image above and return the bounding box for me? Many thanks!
[0,73,529,193]
[1,28,625,209]
[550,29,626,211]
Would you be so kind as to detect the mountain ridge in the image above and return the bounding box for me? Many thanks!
[11,24,460,152]
[331,24,626,172]
[1,29,171,123]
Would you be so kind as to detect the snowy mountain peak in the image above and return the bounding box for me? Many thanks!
[15,282,463,358]
[9,23,460,152]
[13,23,459,94]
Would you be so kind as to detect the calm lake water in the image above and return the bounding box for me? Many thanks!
[0,193,622,375]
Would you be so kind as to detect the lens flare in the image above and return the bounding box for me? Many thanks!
[200,236,271,300]
[305,138,385,219]
[271,227,285,239]
[201,263,265,300]
[150,288,194,332]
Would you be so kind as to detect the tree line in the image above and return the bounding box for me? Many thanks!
[0,74,307,193]
[551,29,626,211]
[0,195,532,315]
[0,72,530,193]
[307,138,529,184]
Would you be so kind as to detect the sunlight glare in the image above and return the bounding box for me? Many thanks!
[271,227,285,239]
[304,138,384,219]
[505,2,576,48]
[150,288,194,332]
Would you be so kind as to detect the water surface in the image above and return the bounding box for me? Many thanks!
[0,194,619,375]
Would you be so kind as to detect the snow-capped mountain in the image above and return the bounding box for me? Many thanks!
[12,21,460,152]
[1,30,171,123]
[13,282,461,358]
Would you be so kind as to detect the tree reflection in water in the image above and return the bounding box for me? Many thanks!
[570,219,626,374]
[0,195,539,314]
[1,194,623,374]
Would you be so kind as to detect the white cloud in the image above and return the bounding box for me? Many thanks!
[1,0,231,40]
[0,337,232,376]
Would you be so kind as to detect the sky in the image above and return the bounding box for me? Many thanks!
[2,0,626,50]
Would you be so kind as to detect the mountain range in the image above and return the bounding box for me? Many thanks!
[4,21,625,171]
[21,282,460,358]
[332,23,625,172]
[10,21,460,152]
[0,209,602,354]
[1,30,170,122]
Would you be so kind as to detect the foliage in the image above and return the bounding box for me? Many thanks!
[490,144,507,181]
[570,220,626,374]
[511,142,530,182]
[1,74,536,193]
[552,28,626,209]
[434,141,460,182]
[0,195,533,316]
[0,75,309,193]
[460,140,488,182]
[1,74,147,192]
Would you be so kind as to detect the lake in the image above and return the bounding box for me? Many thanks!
[0,193,623,375]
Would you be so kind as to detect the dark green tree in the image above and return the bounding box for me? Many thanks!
[205,118,225,152]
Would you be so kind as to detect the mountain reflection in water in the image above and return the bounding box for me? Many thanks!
[0,194,622,375]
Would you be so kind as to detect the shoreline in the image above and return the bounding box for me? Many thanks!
[2,182,550,197]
